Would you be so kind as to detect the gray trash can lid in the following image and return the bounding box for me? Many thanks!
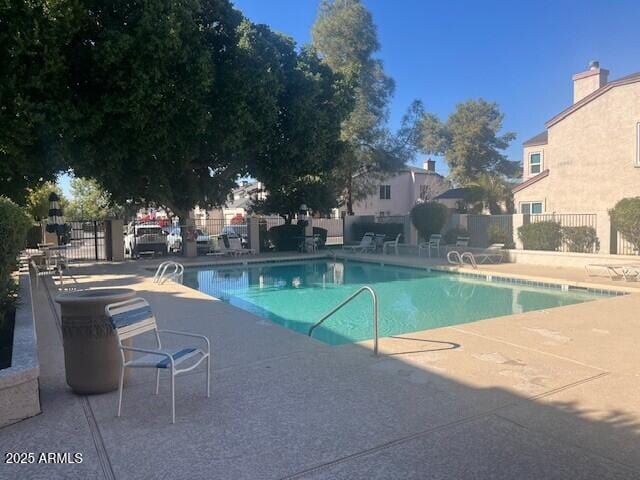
[55,288,136,305]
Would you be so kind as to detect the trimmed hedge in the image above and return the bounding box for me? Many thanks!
[410,202,447,241]
[0,197,31,316]
[351,222,403,242]
[609,197,640,252]
[517,221,562,251]
[561,226,599,253]
[268,224,327,251]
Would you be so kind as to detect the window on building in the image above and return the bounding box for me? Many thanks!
[379,185,391,200]
[520,202,543,214]
[529,152,542,175]
[419,184,430,200]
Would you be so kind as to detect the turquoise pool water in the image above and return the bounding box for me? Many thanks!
[183,260,606,345]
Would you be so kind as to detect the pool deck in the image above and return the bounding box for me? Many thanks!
[2,252,640,479]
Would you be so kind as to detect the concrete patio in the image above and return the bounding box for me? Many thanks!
[1,253,640,479]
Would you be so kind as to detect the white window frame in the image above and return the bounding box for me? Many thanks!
[379,184,391,200]
[519,201,544,214]
[529,151,543,175]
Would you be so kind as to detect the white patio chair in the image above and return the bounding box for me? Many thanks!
[105,297,210,424]
[383,233,403,255]
[418,234,442,257]
[343,232,376,253]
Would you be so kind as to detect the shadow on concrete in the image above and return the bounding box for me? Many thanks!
[4,260,640,480]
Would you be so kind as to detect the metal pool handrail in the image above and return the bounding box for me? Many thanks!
[153,261,184,285]
[307,286,379,355]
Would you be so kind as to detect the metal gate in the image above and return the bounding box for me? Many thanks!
[66,220,106,261]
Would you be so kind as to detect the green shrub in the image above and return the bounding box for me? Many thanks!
[561,226,599,253]
[517,221,562,251]
[351,222,403,242]
[267,224,327,251]
[610,197,640,252]
[410,202,447,241]
[443,227,468,245]
[0,197,31,316]
[487,224,515,248]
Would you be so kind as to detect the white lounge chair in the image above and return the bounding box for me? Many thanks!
[447,250,503,269]
[418,234,442,257]
[219,234,252,256]
[343,232,376,253]
[105,297,210,424]
[383,233,403,255]
[586,263,640,281]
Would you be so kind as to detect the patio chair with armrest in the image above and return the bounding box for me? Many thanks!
[105,297,210,424]
[383,233,403,255]
[418,234,442,257]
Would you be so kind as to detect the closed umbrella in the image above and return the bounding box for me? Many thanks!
[46,192,66,245]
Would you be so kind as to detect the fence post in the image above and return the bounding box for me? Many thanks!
[247,216,260,253]
[108,219,125,261]
[183,218,197,257]
[512,214,525,249]
[594,210,610,254]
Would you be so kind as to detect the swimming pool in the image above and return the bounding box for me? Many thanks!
[183,260,608,345]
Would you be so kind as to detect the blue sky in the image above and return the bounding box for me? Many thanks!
[234,0,640,169]
[60,0,640,195]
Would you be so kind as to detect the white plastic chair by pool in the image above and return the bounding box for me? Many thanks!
[383,233,403,255]
[418,234,442,257]
[105,297,210,424]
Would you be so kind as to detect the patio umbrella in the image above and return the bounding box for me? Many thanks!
[45,192,65,245]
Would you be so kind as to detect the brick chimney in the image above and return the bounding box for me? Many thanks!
[423,159,436,172]
[572,61,609,103]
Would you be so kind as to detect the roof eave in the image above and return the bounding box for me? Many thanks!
[512,169,550,193]
[545,74,640,128]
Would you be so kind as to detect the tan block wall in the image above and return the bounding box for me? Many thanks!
[515,82,640,252]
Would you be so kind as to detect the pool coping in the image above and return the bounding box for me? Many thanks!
[170,252,634,297]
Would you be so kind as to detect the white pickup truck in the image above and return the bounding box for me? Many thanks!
[124,223,168,258]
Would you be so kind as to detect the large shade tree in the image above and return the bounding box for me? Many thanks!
[420,99,520,183]
[246,25,353,222]
[312,0,410,215]
[64,0,248,219]
[0,0,72,203]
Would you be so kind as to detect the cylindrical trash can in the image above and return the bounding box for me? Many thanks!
[55,288,136,394]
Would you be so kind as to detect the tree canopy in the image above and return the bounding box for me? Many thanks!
[312,0,424,215]
[0,0,71,203]
[420,99,520,184]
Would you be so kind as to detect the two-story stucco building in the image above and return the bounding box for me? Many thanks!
[513,61,640,253]
[345,160,450,217]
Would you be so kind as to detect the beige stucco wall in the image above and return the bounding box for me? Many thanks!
[350,171,449,216]
[515,81,640,252]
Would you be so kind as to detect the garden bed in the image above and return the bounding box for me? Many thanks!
[0,272,40,427]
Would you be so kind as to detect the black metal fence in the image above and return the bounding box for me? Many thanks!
[614,231,638,255]
[525,213,598,252]
[65,220,106,261]
[467,215,514,248]
[124,217,248,258]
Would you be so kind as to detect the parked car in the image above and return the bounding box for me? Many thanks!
[165,227,214,253]
[221,224,248,247]
[124,223,168,258]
